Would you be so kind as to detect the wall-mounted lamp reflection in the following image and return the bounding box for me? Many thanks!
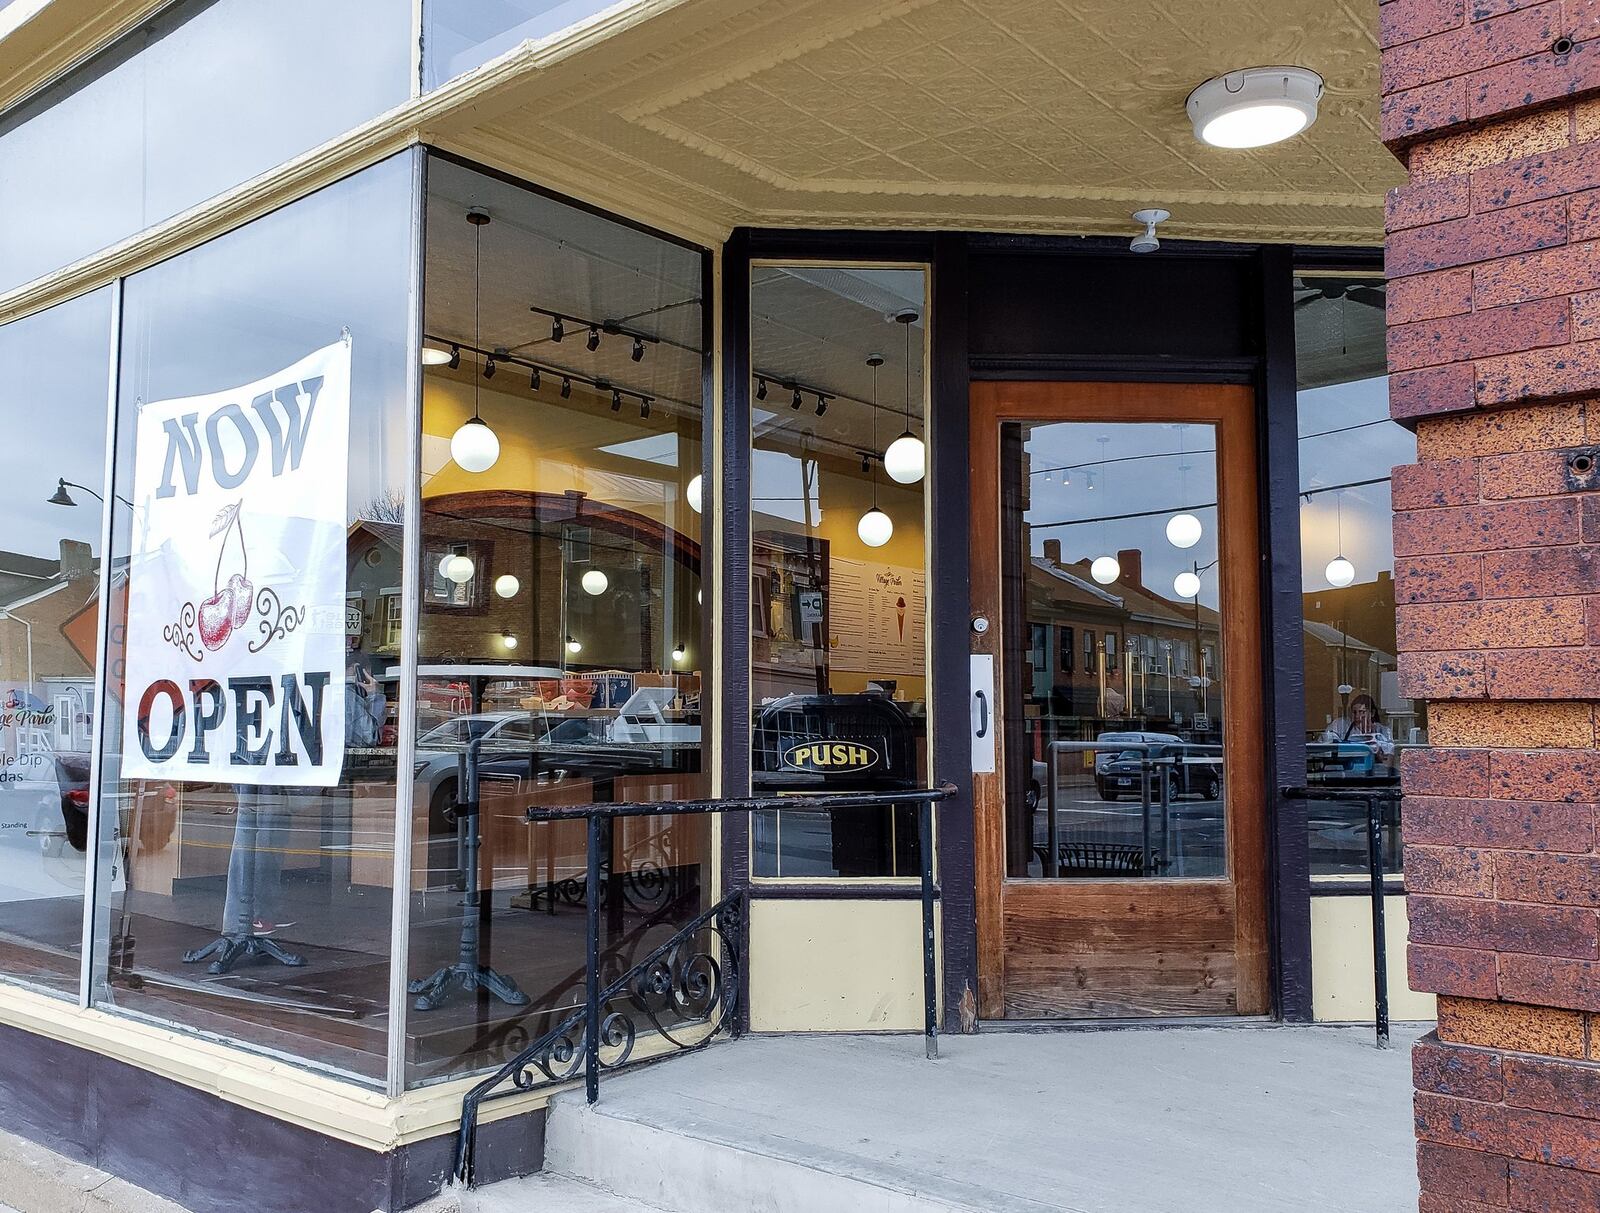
[566,635,583,655]
[672,642,686,664]
[501,632,518,650]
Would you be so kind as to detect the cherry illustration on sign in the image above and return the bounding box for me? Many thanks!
[196,502,253,651]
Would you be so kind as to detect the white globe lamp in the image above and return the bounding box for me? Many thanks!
[686,474,704,514]
[1325,556,1356,588]
[450,417,499,473]
[581,569,609,596]
[1166,513,1203,549]
[857,507,893,548]
[444,554,475,585]
[883,432,926,484]
[1090,555,1120,585]
[494,574,519,599]
[1174,570,1202,598]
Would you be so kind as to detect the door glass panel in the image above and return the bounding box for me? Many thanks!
[1002,421,1225,880]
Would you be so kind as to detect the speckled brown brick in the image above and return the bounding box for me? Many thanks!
[1478,339,1600,407]
[1412,943,1502,998]
[1509,1159,1600,1212]
[1500,953,1600,1013]
[1490,749,1600,803]
[1400,650,1490,697]
[1487,647,1600,697]
[1497,852,1600,906]
[1411,894,1598,958]
[1414,402,1585,458]
[1403,796,1595,851]
[1427,700,1594,748]
[1410,845,1498,897]
[1438,995,1589,1056]
[1408,109,1570,180]
[1395,361,1480,419]
[1395,498,1580,555]
[1482,545,1600,600]
[1418,1138,1510,1204]
[1389,268,1477,324]
[1503,1053,1600,1120]
[1416,1090,1510,1151]
[1397,553,1486,603]
[1417,1037,1508,1100]
[1385,4,1560,96]
[1504,1106,1600,1170]
[1391,297,1571,373]
[1406,747,1495,797]
[1476,240,1600,308]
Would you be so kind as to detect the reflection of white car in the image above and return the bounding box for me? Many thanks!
[1092,731,1181,776]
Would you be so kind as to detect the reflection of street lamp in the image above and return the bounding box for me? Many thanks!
[49,477,137,512]
[1161,639,1174,719]
[0,610,34,689]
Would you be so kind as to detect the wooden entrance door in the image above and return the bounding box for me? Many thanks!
[970,382,1269,1019]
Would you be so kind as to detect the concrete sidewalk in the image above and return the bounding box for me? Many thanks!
[539,1024,1427,1213]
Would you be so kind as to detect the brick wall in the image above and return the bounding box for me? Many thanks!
[1383,1,1600,1208]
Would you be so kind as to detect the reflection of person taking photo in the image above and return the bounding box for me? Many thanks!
[346,652,387,748]
[1321,692,1393,764]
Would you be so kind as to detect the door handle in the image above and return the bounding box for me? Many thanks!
[974,689,989,738]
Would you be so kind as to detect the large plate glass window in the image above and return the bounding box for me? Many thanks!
[0,287,114,997]
[0,0,411,295]
[748,265,929,879]
[89,153,416,1084]
[406,155,710,1086]
[1006,421,1227,879]
[1295,271,1414,877]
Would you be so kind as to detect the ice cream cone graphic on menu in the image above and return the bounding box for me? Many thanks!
[896,595,907,640]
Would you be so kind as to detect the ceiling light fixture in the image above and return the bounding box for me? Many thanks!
[858,353,893,548]
[1325,489,1356,587]
[494,574,520,599]
[581,569,609,596]
[883,310,925,484]
[756,378,768,401]
[421,342,453,366]
[501,631,518,650]
[1166,426,1203,549]
[611,388,622,412]
[632,336,645,362]
[1090,436,1119,584]
[449,208,501,474]
[816,394,828,417]
[482,355,496,380]
[1130,208,1169,254]
[529,367,540,391]
[552,315,565,342]
[560,376,572,398]
[444,553,476,585]
[1174,570,1201,599]
[791,386,803,410]
[687,473,704,514]
[587,326,601,352]
[1187,66,1324,149]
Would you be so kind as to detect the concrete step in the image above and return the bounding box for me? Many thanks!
[541,1079,1051,1213]
[414,1172,673,1213]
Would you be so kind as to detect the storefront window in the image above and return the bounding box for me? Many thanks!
[1295,271,1414,876]
[407,156,709,1084]
[423,0,631,90]
[90,153,416,1083]
[0,287,114,997]
[748,265,929,879]
[0,0,411,295]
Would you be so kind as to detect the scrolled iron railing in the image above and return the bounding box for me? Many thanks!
[449,761,956,1186]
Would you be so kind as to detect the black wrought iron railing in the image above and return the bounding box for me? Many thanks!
[449,761,956,1186]
[1282,785,1402,1049]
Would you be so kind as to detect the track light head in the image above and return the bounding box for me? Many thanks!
[791,387,803,409]
[529,367,540,391]
[816,394,828,416]
[631,336,645,362]
[640,397,651,419]
[551,315,564,342]
[587,326,601,352]
[611,388,622,412]
[560,376,572,398]
[483,356,496,380]
[756,378,768,401]
[447,344,461,370]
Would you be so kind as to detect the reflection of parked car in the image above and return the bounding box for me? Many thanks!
[54,752,90,852]
[1092,731,1181,777]
[1097,743,1223,802]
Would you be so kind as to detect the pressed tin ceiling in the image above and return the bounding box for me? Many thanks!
[435,0,1401,244]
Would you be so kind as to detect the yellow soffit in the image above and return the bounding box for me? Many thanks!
[433,0,1404,245]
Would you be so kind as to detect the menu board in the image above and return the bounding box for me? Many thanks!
[829,558,926,676]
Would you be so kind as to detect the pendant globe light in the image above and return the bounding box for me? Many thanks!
[1165,424,1203,549]
[1325,490,1356,587]
[1090,436,1119,584]
[686,473,704,514]
[858,353,893,547]
[450,208,500,474]
[1174,569,1202,598]
[883,309,925,484]
[581,568,609,596]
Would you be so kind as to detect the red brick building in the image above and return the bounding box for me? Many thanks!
[1384,0,1600,1206]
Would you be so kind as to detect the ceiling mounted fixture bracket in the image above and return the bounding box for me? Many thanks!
[1129,209,1169,254]
[1187,66,1323,149]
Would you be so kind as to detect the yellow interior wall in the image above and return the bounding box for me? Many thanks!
[1311,893,1435,1023]
[748,898,939,1032]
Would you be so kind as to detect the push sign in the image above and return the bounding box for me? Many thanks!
[781,740,882,774]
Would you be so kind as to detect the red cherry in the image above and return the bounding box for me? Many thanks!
[197,588,235,651]
[227,574,253,628]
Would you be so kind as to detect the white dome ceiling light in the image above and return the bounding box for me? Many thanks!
[1166,513,1203,549]
[1090,555,1121,585]
[581,568,609,596]
[1187,66,1323,149]
[494,574,520,599]
[686,473,704,514]
[444,554,476,585]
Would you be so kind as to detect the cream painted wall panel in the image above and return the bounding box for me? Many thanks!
[749,899,938,1032]
[1311,894,1435,1024]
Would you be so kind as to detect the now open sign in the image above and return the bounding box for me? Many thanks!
[119,339,352,787]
